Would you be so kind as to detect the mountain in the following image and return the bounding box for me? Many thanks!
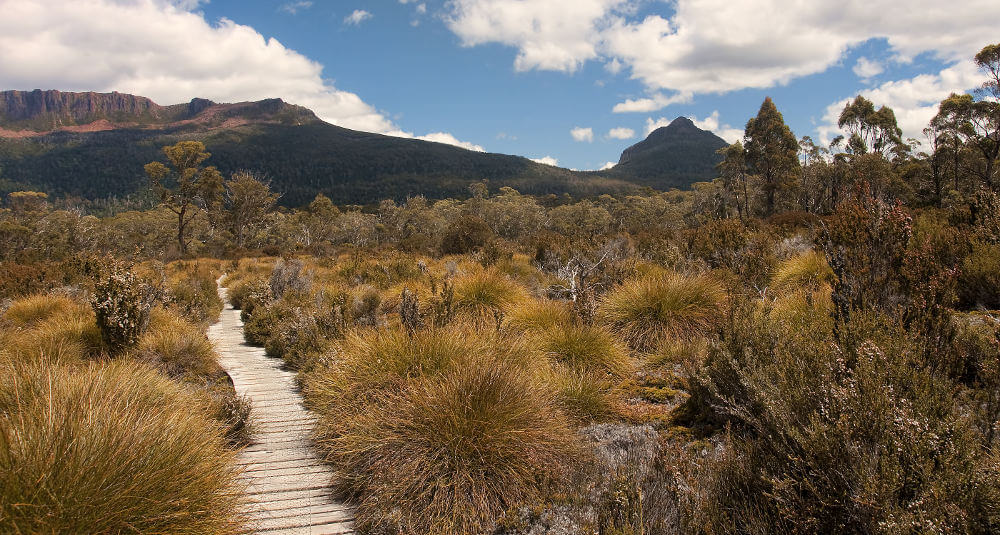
[601,117,729,190]
[0,90,721,206]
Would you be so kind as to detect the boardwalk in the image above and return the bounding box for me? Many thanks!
[208,285,355,535]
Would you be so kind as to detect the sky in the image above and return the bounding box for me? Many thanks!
[0,0,997,171]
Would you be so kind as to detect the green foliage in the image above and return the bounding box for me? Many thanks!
[744,97,801,216]
[0,359,243,534]
[440,214,493,254]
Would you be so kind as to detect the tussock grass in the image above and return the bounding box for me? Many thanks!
[2,294,85,329]
[537,324,631,378]
[770,250,834,294]
[550,366,619,422]
[2,314,105,364]
[598,272,726,351]
[134,307,223,379]
[505,298,573,333]
[452,269,529,327]
[0,359,244,534]
[318,359,577,535]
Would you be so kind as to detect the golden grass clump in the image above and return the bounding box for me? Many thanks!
[0,359,244,534]
[598,272,726,351]
[315,355,576,535]
[504,298,574,334]
[134,307,224,380]
[2,293,87,329]
[537,324,631,378]
[1,314,105,365]
[770,250,834,294]
[452,269,529,326]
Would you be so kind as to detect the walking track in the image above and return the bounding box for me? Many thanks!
[208,284,355,535]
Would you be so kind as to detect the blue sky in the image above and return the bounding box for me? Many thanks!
[1,0,996,171]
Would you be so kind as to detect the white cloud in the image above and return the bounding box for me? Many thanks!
[817,60,986,146]
[599,161,617,170]
[607,126,635,139]
[445,0,626,72]
[344,9,373,25]
[417,3,427,14]
[570,126,594,142]
[412,131,485,152]
[531,155,559,166]
[444,0,1000,99]
[691,111,743,143]
[0,0,482,151]
[853,56,884,80]
[279,1,313,15]
[613,91,691,113]
[605,58,623,75]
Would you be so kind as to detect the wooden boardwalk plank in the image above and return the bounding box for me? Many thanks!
[208,284,354,535]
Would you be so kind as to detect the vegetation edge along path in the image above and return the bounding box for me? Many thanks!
[207,281,355,535]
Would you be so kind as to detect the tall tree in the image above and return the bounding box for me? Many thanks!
[837,95,903,157]
[224,171,280,249]
[744,97,801,216]
[716,142,748,219]
[144,141,223,255]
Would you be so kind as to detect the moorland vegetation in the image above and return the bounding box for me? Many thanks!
[1,43,999,535]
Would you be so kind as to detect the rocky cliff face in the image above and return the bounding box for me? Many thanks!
[0,89,164,128]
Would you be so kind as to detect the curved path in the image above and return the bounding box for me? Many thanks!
[208,284,354,535]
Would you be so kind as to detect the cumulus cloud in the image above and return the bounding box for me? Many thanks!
[279,1,313,15]
[817,60,986,145]
[613,91,691,113]
[598,161,617,170]
[444,0,1000,100]
[570,126,594,142]
[0,0,482,151]
[853,56,884,80]
[691,111,743,144]
[344,9,373,25]
[413,132,485,152]
[607,126,635,139]
[531,155,559,166]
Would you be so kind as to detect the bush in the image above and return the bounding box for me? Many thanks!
[598,272,726,352]
[440,214,493,255]
[959,242,1000,310]
[0,359,243,534]
[228,276,270,313]
[164,263,223,325]
[314,354,577,534]
[269,258,311,299]
[91,263,154,354]
[452,269,528,327]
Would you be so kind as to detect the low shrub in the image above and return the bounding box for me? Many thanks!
[598,272,726,352]
[91,263,154,354]
[959,242,1000,310]
[0,359,244,534]
[165,264,223,325]
[269,257,311,299]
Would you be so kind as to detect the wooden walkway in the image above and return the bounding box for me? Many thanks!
[208,285,354,535]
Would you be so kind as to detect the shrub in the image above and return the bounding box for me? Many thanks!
[959,242,1000,310]
[0,359,244,534]
[452,269,528,327]
[134,308,222,379]
[269,257,311,299]
[164,265,223,325]
[213,391,254,447]
[263,305,329,369]
[440,214,493,255]
[770,249,834,294]
[91,263,154,354]
[316,359,577,535]
[598,273,726,352]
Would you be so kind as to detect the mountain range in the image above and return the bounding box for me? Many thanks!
[0,90,728,206]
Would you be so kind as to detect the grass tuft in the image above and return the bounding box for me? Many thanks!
[598,272,726,351]
[452,269,529,327]
[770,250,834,294]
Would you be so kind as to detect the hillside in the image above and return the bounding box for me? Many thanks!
[0,90,725,206]
[601,117,729,190]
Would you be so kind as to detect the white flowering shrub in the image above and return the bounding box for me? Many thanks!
[91,263,154,353]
